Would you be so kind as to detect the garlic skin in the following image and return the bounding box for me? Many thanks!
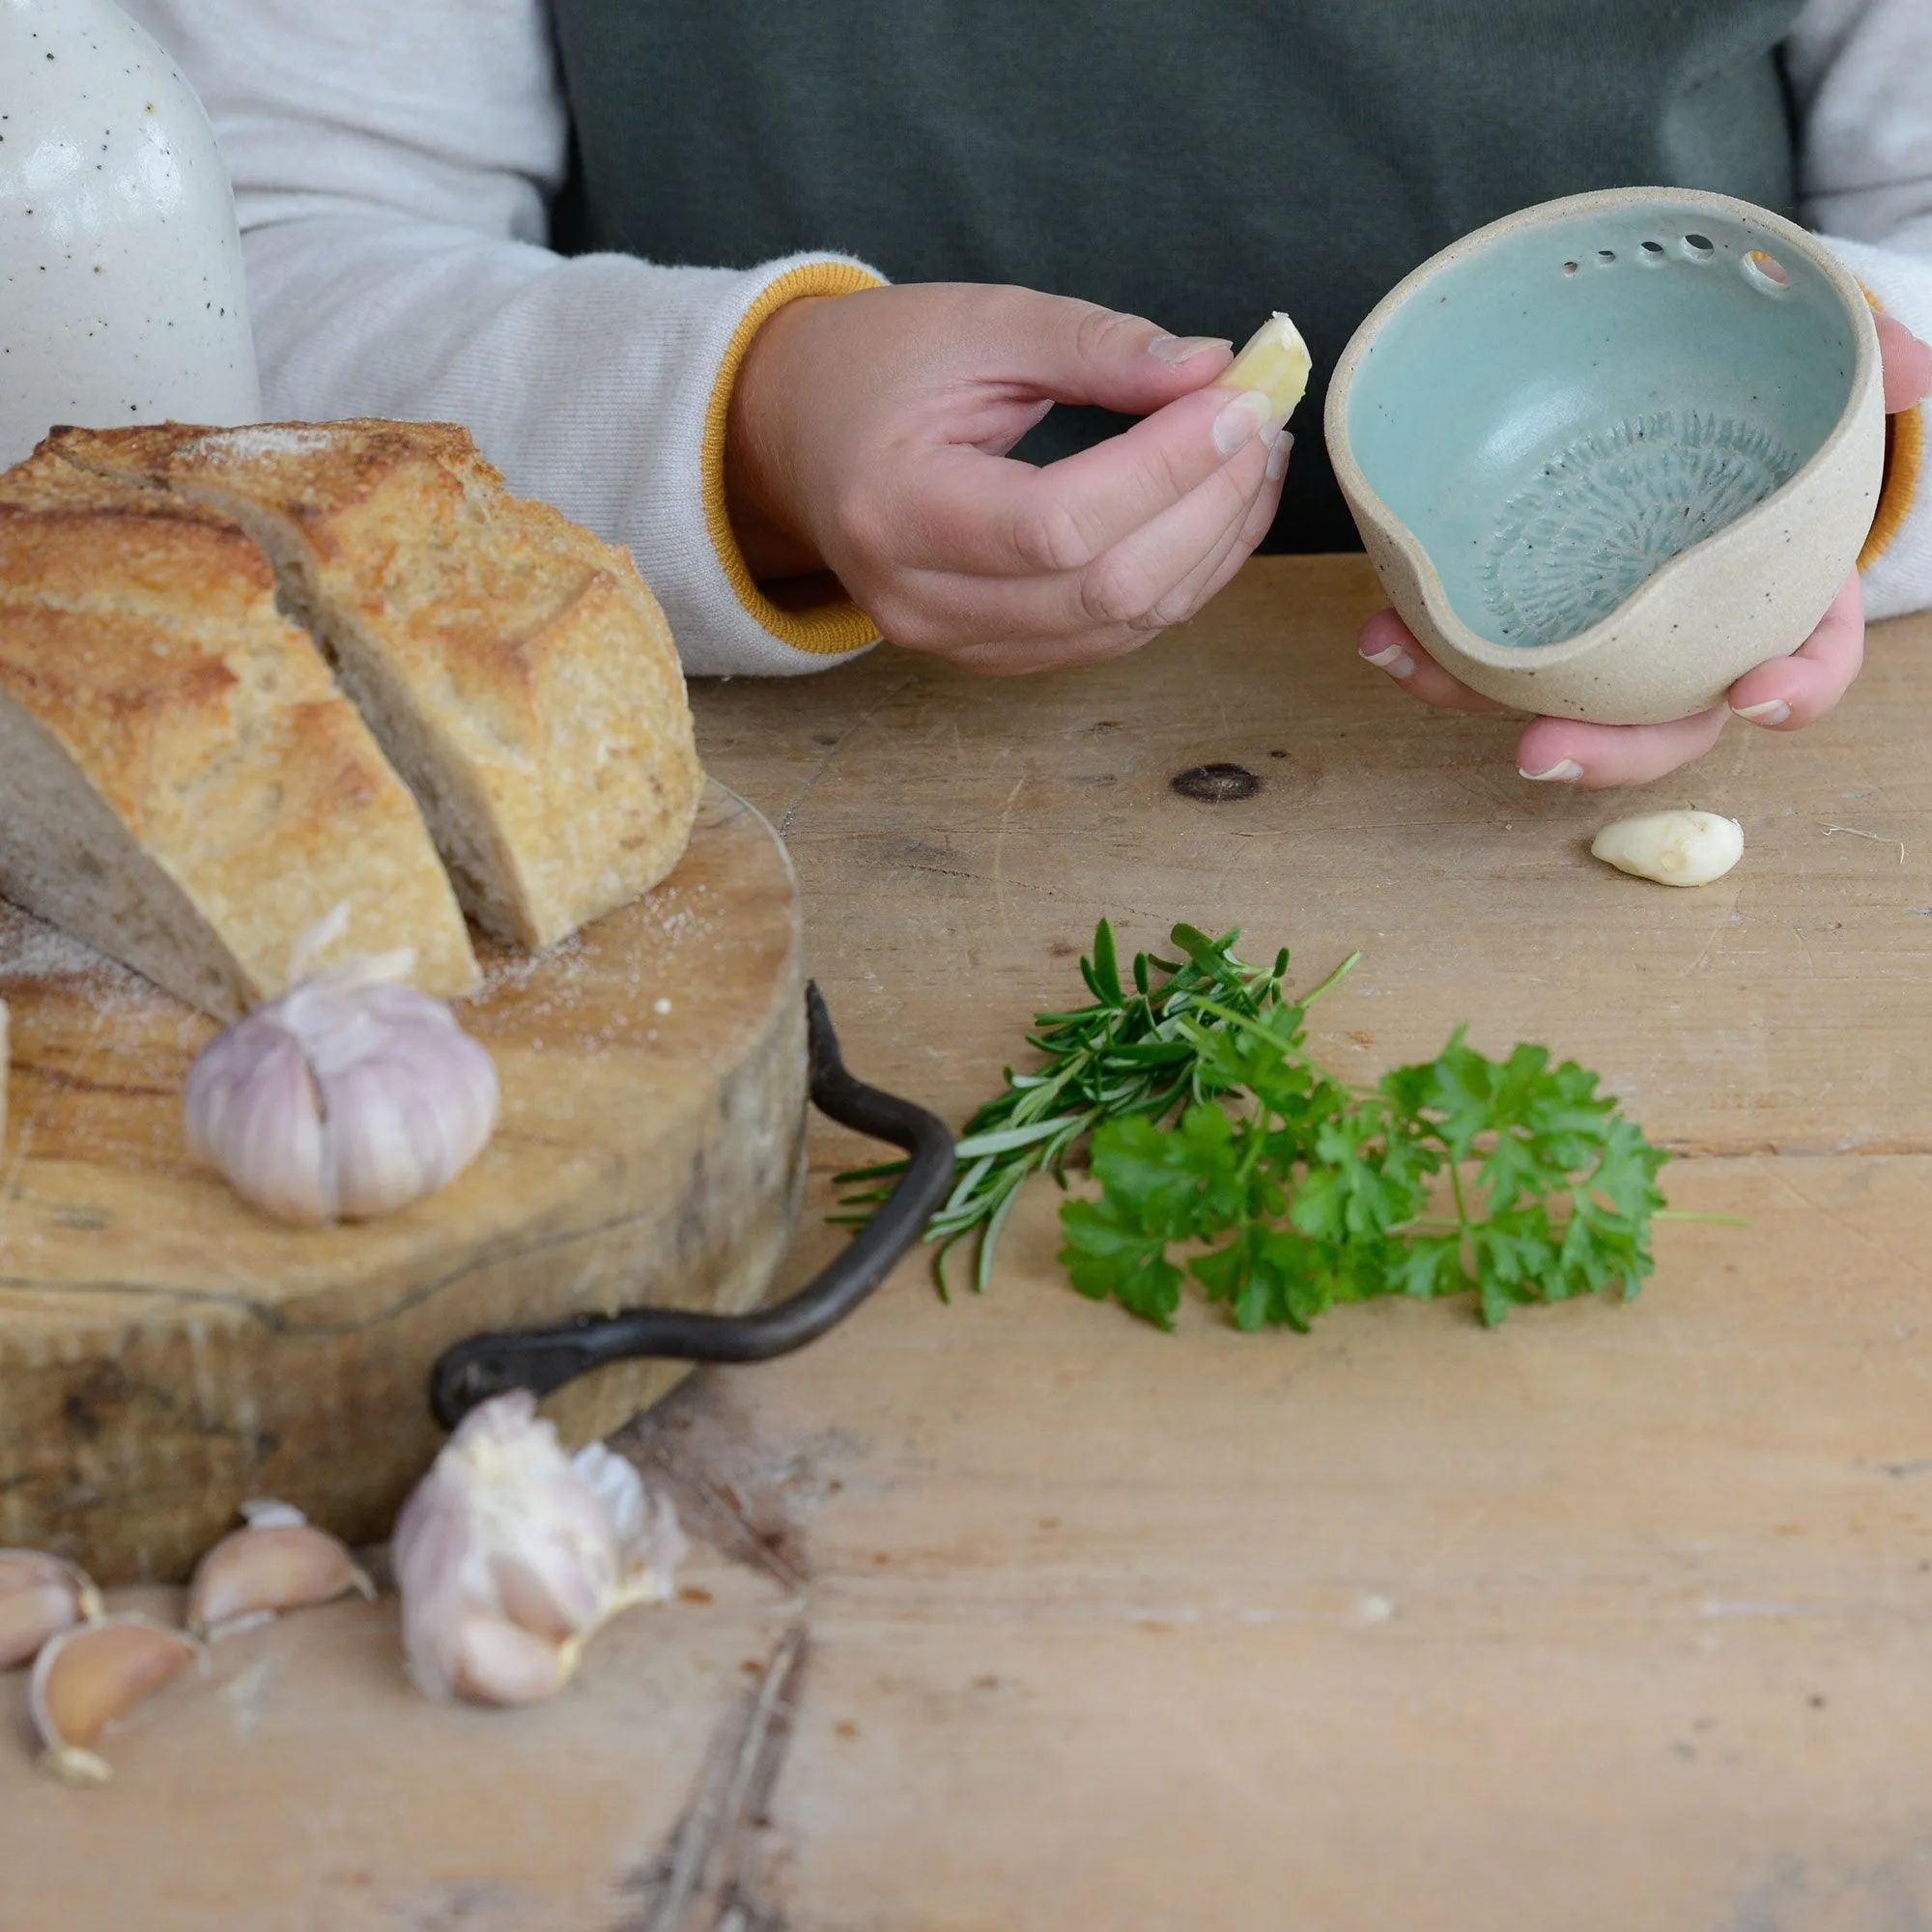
[0,1550,102,1670]
[1591,810,1745,888]
[185,1499,377,1639]
[393,1390,686,1706]
[184,945,498,1226]
[29,1615,202,1786]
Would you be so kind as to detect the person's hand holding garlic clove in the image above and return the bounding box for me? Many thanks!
[1358,314,1932,787]
[723,285,1298,676]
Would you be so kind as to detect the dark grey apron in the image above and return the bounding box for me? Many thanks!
[548,1,1804,551]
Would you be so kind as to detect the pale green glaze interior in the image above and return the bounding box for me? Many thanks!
[1346,201,1859,647]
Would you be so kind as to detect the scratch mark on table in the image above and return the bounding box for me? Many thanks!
[774,676,921,838]
[1756,1163,1914,1267]
[990,774,1029,931]
[1682,906,1742,979]
[615,1620,810,1932]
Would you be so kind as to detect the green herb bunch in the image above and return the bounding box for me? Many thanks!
[838,921,1300,1295]
[841,922,1671,1331]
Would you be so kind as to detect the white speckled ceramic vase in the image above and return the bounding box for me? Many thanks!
[0,0,259,468]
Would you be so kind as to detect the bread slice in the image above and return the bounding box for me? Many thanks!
[0,451,479,1020]
[53,421,704,951]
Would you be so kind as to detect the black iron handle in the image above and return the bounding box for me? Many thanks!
[428,982,955,1430]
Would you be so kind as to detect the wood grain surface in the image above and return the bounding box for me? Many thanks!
[0,781,805,1584]
[3,556,1929,1932]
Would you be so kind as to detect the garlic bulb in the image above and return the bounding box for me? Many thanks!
[184,914,498,1225]
[0,1549,102,1670]
[30,1615,202,1785]
[1591,809,1745,888]
[185,1499,377,1639]
[393,1390,686,1706]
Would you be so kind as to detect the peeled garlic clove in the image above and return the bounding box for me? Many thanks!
[185,1503,376,1639]
[0,1550,103,1670]
[1591,809,1745,888]
[452,1614,575,1706]
[185,940,498,1227]
[29,1615,201,1785]
[1220,311,1312,421]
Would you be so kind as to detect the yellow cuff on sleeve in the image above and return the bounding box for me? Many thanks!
[702,261,887,656]
[1857,283,1923,574]
[1859,397,1923,574]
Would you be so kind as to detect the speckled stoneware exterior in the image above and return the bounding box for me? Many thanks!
[0,0,260,469]
[1324,187,1885,725]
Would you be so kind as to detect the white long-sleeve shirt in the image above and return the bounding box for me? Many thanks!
[124,0,1932,674]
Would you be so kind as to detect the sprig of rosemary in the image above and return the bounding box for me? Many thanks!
[835,921,1351,1296]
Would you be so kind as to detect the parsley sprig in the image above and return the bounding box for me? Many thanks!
[841,922,1671,1329]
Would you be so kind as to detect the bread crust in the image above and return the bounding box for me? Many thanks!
[54,422,705,951]
[0,451,479,1017]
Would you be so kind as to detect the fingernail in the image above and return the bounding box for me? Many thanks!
[1264,426,1294,484]
[1731,697,1792,726]
[1149,333,1233,365]
[1520,758,1585,782]
[1360,639,1415,679]
[1211,388,1272,456]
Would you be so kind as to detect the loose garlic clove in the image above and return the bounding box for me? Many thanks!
[393,1390,685,1706]
[185,914,498,1227]
[29,1615,201,1785]
[1220,311,1313,422]
[1591,810,1745,888]
[185,1500,376,1639]
[0,1550,102,1670]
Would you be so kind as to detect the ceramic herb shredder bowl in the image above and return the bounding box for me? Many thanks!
[1324,187,1886,725]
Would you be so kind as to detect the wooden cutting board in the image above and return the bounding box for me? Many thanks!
[0,781,805,1584]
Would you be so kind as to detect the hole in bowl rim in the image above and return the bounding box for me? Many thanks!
[1321,184,1884,673]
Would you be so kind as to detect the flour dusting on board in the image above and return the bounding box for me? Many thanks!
[0,900,141,998]
[479,930,585,1000]
[471,883,728,1056]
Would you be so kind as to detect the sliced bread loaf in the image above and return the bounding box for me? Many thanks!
[53,421,704,951]
[0,451,478,1020]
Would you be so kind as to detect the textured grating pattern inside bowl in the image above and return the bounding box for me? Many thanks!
[1480,411,1801,646]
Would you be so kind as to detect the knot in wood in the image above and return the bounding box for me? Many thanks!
[1171,763,1262,804]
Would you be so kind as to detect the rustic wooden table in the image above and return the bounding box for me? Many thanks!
[5,555,1931,1932]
